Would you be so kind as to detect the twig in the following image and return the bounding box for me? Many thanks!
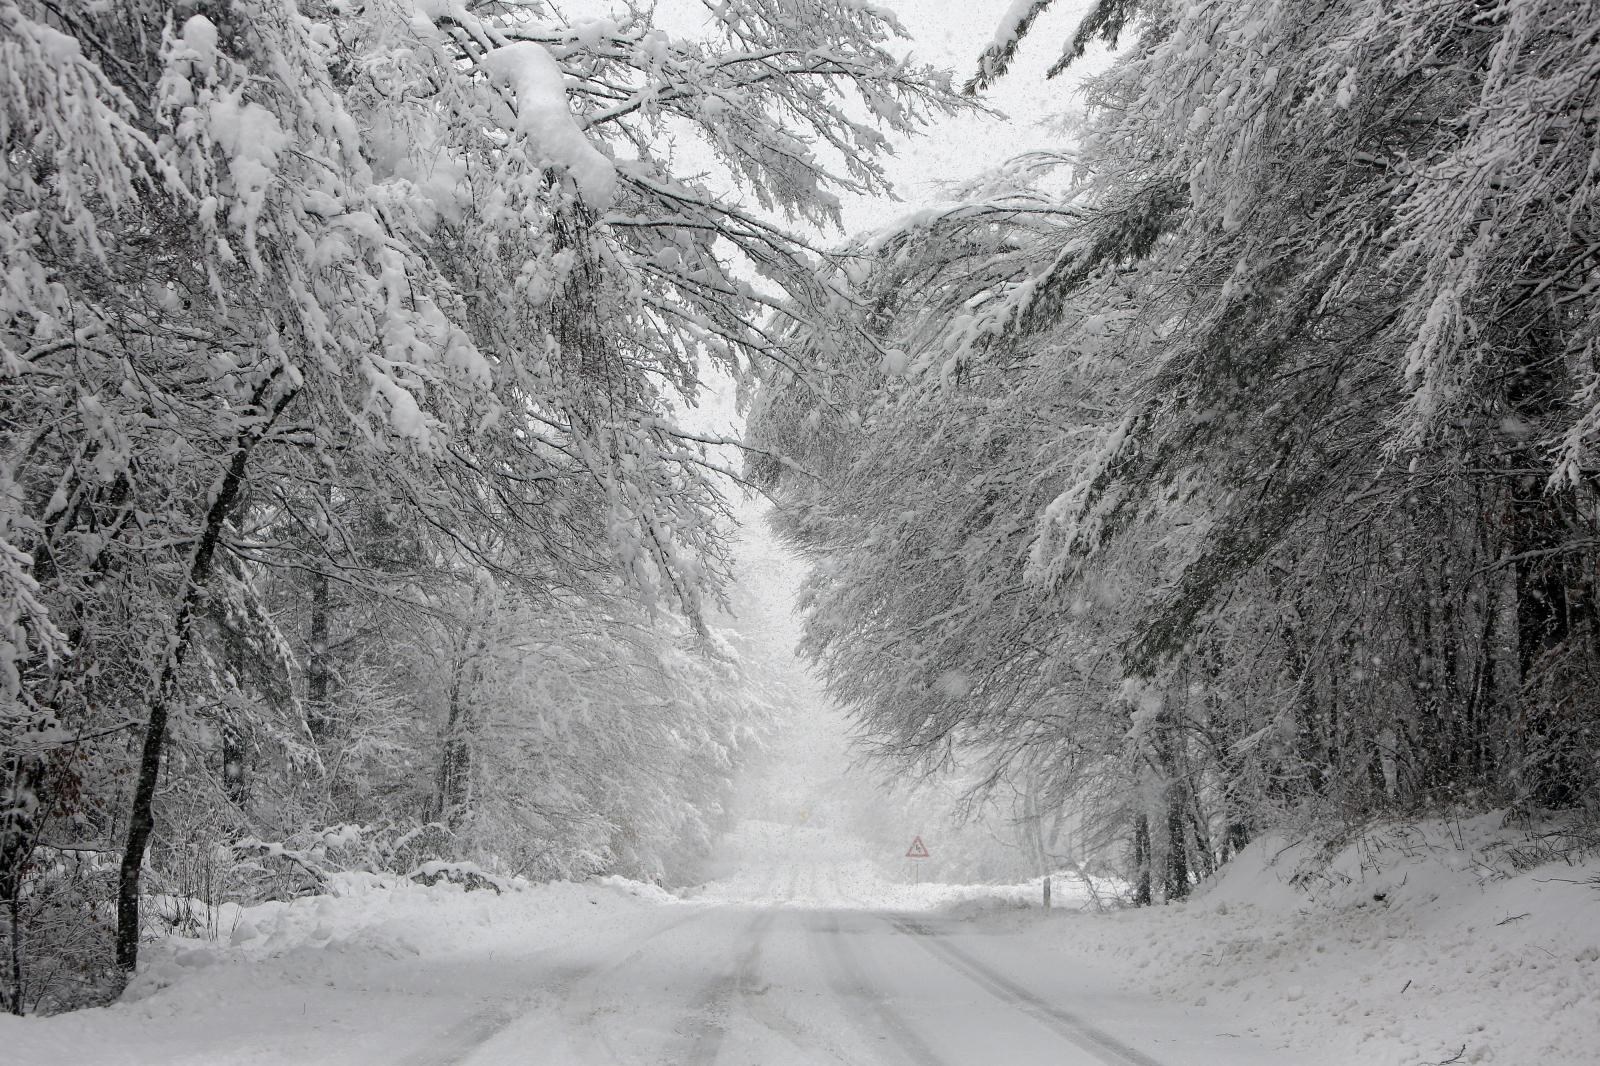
[1495,912,1530,925]
[1421,1045,1467,1066]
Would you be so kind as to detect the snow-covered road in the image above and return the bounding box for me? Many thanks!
[409,865,1289,1066]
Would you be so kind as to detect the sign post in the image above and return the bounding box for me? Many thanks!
[905,835,929,883]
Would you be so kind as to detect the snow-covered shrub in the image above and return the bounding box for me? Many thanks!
[407,860,508,894]
[1,848,119,1015]
[226,824,428,903]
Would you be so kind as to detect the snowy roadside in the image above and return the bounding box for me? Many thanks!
[5,814,1594,1066]
[0,875,689,1066]
[984,814,1600,1066]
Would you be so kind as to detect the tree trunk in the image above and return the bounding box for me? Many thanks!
[0,750,47,1015]
[432,675,473,831]
[1131,812,1152,907]
[1153,719,1191,901]
[306,483,334,744]
[306,570,331,743]
[1187,798,1216,879]
[116,379,297,974]
[1164,784,1190,901]
[430,614,489,832]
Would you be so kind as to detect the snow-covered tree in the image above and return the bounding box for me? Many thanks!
[753,0,1600,903]
[1,0,965,999]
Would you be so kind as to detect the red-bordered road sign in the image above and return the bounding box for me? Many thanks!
[905,835,930,859]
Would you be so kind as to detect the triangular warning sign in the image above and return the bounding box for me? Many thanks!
[905,835,930,859]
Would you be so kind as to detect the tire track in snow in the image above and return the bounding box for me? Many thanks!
[679,907,779,1065]
[407,905,714,1066]
[399,996,538,1066]
[812,910,948,1066]
[886,916,1164,1066]
[729,909,861,1066]
[568,905,729,1065]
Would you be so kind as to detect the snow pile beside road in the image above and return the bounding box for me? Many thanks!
[1039,813,1600,1066]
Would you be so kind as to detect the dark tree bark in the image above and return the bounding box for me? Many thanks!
[1152,719,1192,901]
[115,379,297,974]
[306,484,334,744]
[1131,812,1152,907]
[306,568,332,743]
[1,749,48,1015]
[1164,784,1190,902]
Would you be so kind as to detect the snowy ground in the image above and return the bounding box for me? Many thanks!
[0,820,1278,1066]
[6,813,1594,1065]
[1056,815,1600,1066]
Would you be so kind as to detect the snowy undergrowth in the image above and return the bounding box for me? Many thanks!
[127,870,517,1003]
[1035,813,1600,1066]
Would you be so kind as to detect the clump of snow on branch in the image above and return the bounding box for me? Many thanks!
[482,42,617,209]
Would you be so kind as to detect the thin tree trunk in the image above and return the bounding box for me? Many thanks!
[1131,812,1152,907]
[6,887,20,1016]
[1,752,43,1015]
[431,613,489,832]
[1187,797,1215,879]
[115,379,297,974]
[432,668,472,830]
[306,572,331,741]
[306,483,333,744]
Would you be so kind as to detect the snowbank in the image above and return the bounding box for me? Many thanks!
[0,874,683,1065]
[1028,814,1600,1066]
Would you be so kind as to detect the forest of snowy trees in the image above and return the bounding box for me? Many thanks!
[752,0,1600,905]
[4,0,1599,1019]
[0,0,963,1011]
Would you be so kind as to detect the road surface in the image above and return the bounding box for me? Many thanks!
[1,846,1312,1066]
[426,868,1294,1066]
